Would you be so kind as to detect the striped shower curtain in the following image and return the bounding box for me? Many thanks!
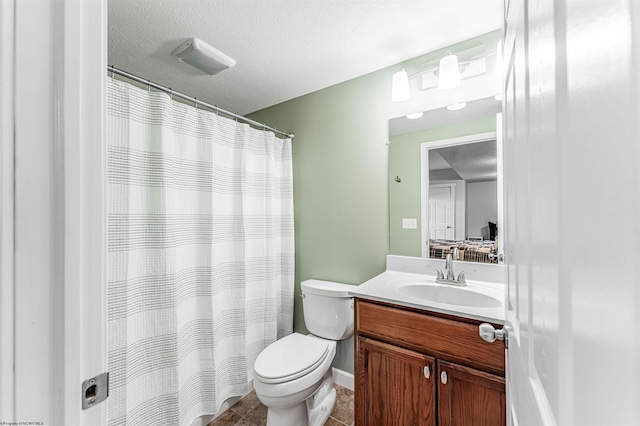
[106,78,294,426]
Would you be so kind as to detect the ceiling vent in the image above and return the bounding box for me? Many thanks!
[171,38,236,75]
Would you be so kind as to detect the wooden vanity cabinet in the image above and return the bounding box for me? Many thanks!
[358,337,437,425]
[355,299,506,426]
[438,360,506,426]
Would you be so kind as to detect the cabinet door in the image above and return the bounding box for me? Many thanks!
[438,360,506,426]
[356,336,436,426]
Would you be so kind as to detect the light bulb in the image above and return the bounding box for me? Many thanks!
[391,68,410,102]
[438,52,461,90]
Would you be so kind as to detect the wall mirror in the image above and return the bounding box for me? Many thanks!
[388,96,503,264]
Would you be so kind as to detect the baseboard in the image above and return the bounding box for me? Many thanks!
[332,367,354,391]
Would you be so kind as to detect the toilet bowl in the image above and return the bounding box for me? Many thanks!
[253,280,354,426]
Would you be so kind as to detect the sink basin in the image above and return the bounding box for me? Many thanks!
[398,284,502,308]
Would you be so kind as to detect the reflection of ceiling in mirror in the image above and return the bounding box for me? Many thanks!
[430,140,497,182]
[429,151,450,170]
[389,96,501,136]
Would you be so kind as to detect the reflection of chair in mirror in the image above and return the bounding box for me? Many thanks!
[429,239,498,264]
[488,221,497,240]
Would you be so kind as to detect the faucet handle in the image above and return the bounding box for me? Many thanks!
[456,269,475,284]
[429,266,445,280]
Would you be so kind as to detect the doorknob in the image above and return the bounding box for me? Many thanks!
[479,323,508,347]
[446,226,452,229]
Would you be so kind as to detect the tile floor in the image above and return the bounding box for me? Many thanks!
[208,384,354,426]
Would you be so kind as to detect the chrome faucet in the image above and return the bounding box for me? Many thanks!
[445,248,458,280]
[430,248,474,286]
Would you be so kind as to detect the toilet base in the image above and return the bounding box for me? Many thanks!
[264,370,336,426]
[266,401,309,426]
[308,388,336,426]
[307,370,336,426]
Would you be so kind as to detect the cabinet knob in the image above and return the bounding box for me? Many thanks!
[440,371,448,384]
[423,366,430,379]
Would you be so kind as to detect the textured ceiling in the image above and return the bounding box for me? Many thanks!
[108,0,501,115]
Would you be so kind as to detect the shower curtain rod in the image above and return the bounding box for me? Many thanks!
[107,65,295,140]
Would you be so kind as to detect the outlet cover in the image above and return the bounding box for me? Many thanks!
[402,218,417,229]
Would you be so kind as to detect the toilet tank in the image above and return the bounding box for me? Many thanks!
[301,280,354,340]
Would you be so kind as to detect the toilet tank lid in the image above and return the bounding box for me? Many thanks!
[301,279,353,298]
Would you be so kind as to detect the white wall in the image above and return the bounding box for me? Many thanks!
[466,180,497,239]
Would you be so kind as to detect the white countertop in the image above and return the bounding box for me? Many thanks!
[349,270,505,324]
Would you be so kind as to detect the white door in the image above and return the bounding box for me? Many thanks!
[429,185,455,240]
[501,1,640,425]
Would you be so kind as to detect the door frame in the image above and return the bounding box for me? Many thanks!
[0,0,16,418]
[1,0,107,424]
[63,1,108,424]
[420,132,498,258]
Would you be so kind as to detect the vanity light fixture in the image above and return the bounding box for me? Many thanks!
[438,51,461,90]
[391,68,411,102]
[446,102,467,111]
[390,44,498,102]
[406,111,424,119]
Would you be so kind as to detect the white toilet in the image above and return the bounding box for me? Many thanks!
[253,279,354,426]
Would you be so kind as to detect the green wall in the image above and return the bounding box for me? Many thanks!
[389,117,497,257]
[249,71,391,372]
[249,30,500,373]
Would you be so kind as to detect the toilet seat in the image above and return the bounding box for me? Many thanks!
[254,333,330,384]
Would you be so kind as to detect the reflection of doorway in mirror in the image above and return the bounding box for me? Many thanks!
[429,184,455,240]
[419,131,499,260]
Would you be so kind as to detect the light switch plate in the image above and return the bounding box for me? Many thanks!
[402,218,417,229]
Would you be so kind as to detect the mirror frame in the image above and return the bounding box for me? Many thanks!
[420,125,503,263]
